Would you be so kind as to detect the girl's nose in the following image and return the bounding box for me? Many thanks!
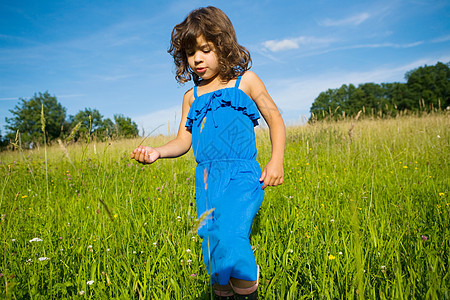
[194,51,203,64]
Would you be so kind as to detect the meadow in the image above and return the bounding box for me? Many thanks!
[0,113,448,299]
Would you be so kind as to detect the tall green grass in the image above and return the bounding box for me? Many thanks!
[0,114,448,299]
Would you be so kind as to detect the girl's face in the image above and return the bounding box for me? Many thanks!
[186,35,220,82]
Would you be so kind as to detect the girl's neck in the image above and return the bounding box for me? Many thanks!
[199,72,222,86]
[198,73,236,91]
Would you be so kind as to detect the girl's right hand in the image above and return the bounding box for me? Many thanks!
[130,146,160,165]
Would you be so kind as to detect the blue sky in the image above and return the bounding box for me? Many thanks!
[1,0,449,136]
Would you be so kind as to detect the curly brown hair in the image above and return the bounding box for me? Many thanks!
[168,6,252,85]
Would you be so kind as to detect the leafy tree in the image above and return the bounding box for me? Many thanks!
[0,131,8,150]
[103,118,114,138]
[310,61,450,120]
[113,114,139,138]
[68,108,105,140]
[405,61,450,109]
[5,92,66,146]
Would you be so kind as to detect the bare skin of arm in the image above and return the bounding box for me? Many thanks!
[130,89,193,164]
[240,71,286,190]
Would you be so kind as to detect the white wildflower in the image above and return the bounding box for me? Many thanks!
[29,237,43,243]
[186,249,191,254]
[176,216,181,222]
[339,251,343,255]
[79,290,85,295]
[38,257,50,261]
[86,280,94,285]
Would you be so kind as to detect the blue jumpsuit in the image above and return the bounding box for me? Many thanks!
[185,75,264,285]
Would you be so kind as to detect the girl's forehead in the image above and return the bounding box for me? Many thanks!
[195,35,210,46]
[186,35,214,49]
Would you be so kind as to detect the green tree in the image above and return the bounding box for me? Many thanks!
[0,130,8,150]
[113,114,139,138]
[405,61,450,109]
[68,108,105,140]
[310,61,449,121]
[5,92,66,146]
[103,118,114,138]
[311,84,357,120]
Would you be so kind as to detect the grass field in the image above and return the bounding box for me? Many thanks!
[0,114,448,299]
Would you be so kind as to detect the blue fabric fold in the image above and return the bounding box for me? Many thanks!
[185,88,260,130]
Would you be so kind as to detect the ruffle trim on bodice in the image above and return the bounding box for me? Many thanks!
[185,88,260,130]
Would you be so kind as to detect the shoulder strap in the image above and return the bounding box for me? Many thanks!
[234,75,242,88]
[193,85,198,98]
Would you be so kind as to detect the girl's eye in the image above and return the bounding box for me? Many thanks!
[186,51,195,56]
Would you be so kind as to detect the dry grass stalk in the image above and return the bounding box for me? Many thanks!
[66,122,82,143]
[348,110,362,140]
[57,138,74,166]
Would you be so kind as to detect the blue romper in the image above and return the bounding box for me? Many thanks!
[185,75,265,285]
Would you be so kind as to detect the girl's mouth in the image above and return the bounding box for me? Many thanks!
[196,67,206,73]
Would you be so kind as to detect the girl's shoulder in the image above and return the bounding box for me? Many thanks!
[239,71,266,100]
[183,87,195,106]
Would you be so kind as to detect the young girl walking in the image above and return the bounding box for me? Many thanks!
[131,6,285,299]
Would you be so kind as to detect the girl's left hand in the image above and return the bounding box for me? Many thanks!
[259,160,284,189]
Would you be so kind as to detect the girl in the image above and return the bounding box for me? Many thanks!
[131,6,285,299]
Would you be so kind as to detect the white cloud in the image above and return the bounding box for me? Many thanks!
[134,105,181,136]
[263,39,299,52]
[262,36,334,52]
[289,41,425,59]
[320,12,370,27]
[352,41,424,49]
[431,35,450,43]
[266,57,449,120]
[58,94,85,99]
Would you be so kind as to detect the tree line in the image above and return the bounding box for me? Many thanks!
[310,61,450,120]
[2,92,139,149]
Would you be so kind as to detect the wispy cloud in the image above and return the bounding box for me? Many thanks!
[262,36,335,52]
[92,74,136,82]
[320,12,370,27]
[345,41,424,49]
[431,35,450,43]
[267,57,449,119]
[58,94,85,99]
[134,105,181,136]
[288,40,425,59]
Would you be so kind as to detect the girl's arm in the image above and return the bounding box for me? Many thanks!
[242,71,286,189]
[130,90,193,164]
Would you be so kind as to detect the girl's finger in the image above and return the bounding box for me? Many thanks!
[138,151,145,163]
[130,148,138,158]
[259,169,266,182]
